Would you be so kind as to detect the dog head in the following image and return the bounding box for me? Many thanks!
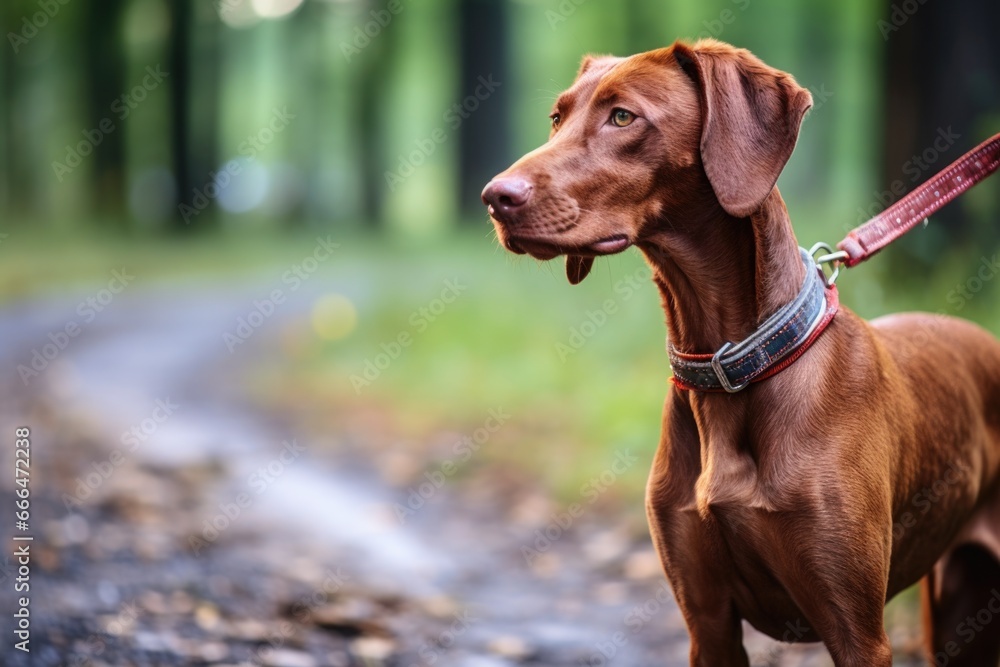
[481,39,812,284]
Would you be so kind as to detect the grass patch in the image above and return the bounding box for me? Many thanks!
[4,223,998,504]
[251,233,668,503]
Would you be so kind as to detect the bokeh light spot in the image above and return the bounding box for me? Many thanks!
[311,294,358,341]
[250,0,305,19]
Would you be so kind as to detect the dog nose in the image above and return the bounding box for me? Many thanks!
[482,177,533,220]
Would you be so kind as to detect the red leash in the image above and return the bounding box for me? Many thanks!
[836,133,1000,268]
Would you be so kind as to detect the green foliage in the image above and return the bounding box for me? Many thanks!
[3,0,998,512]
[0,0,891,235]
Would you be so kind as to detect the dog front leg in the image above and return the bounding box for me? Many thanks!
[647,395,751,666]
[685,605,750,667]
[765,510,894,667]
[648,508,750,667]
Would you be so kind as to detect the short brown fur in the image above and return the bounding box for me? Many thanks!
[482,39,1000,666]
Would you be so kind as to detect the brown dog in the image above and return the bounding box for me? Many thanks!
[482,39,1000,666]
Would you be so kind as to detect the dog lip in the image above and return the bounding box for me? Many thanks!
[510,238,560,260]
[589,234,631,255]
[504,238,527,255]
[504,233,631,260]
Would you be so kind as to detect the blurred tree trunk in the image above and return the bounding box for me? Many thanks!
[168,0,220,232]
[168,0,194,231]
[356,0,398,230]
[84,0,127,224]
[623,0,663,52]
[294,1,324,226]
[0,16,14,217]
[456,0,511,220]
[882,0,1000,262]
[192,7,221,229]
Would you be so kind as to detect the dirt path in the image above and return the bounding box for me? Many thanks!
[0,284,927,666]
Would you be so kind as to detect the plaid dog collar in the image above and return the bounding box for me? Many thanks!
[668,248,839,393]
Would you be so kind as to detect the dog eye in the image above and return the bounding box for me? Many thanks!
[550,113,562,130]
[611,109,635,127]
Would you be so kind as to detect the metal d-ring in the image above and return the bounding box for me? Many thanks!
[808,242,849,287]
[711,341,750,393]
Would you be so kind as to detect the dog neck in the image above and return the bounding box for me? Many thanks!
[639,188,806,355]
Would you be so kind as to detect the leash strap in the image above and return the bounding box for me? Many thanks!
[838,133,1000,267]
[669,249,839,393]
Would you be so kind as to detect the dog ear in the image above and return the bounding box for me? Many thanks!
[566,255,594,285]
[673,40,812,218]
[577,54,600,78]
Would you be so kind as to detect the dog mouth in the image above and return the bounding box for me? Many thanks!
[504,234,631,260]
